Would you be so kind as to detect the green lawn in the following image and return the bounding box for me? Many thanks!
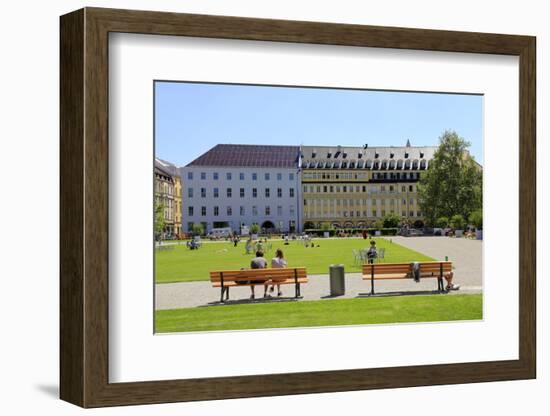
[155,294,482,333]
[155,238,435,283]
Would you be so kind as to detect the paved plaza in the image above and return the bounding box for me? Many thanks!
[155,236,482,310]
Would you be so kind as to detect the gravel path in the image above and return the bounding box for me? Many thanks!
[155,236,482,310]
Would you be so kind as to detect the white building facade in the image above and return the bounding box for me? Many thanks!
[180,144,302,234]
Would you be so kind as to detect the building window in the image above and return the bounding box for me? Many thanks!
[213,206,219,216]
[201,188,206,198]
[240,188,245,198]
[187,172,193,180]
[265,173,270,180]
[289,173,294,181]
[188,188,193,198]
[372,210,377,217]
[277,206,283,216]
[409,185,414,192]
[226,172,232,180]
[277,188,282,198]
[410,198,414,204]
[252,188,257,198]
[289,206,295,216]
[417,211,422,217]
[252,206,258,216]
[402,210,407,216]
[239,172,245,180]
[265,206,271,215]
[323,185,328,193]
[252,173,257,181]
[410,211,414,217]
[240,206,245,216]
[188,206,194,216]
[402,186,406,192]
[213,172,219,180]
[289,188,295,197]
[201,206,206,216]
[226,188,232,198]
[227,206,232,216]
[277,173,282,180]
[213,188,219,198]
[200,172,206,180]
[265,188,270,198]
[329,186,334,192]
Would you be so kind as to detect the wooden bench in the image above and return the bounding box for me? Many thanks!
[210,267,308,302]
[362,261,453,295]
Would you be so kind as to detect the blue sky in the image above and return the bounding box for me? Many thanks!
[155,81,483,167]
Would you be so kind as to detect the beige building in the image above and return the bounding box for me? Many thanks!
[154,161,175,237]
[300,143,436,229]
[173,175,182,237]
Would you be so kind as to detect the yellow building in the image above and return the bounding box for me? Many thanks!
[173,175,182,238]
[300,143,435,229]
[154,161,175,238]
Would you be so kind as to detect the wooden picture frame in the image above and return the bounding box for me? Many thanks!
[60,7,536,408]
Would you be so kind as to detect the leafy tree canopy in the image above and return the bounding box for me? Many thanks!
[417,130,482,225]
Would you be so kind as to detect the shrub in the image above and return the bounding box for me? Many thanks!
[191,223,204,236]
[469,210,483,229]
[382,213,401,228]
[250,223,260,234]
[450,214,465,230]
[435,216,449,228]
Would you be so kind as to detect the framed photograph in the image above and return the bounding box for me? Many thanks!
[60,7,536,408]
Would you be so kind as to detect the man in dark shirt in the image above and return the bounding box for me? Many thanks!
[249,251,268,299]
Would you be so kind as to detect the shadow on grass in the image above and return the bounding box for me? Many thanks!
[356,289,448,298]
[202,296,302,307]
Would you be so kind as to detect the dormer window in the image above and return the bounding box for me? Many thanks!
[342,152,347,159]
[312,151,316,158]
[419,152,424,158]
[327,152,332,158]
[358,153,363,159]
[375,152,379,159]
[404,152,409,159]
[334,151,341,158]
[390,152,394,159]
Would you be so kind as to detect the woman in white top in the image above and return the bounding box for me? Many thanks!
[270,249,287,297]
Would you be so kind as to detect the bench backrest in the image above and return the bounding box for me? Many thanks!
[210,267,307,283]
[362,261,452,275]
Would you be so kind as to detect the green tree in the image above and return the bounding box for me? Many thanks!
[191,223,204,236]
[417,130,482,225]
[468,209,483,229]
[450,214,465,231]
[435,216,449,228]
[320,222,333,231]
[154,201,165,239]
[382,213,401,228]
[250,223,260,235]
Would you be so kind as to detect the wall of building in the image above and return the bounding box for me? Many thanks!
[181,166,301,233]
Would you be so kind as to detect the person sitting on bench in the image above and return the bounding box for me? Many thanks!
[444,271,460,291]
[366,240,377,264]
[270,249,288,297]
[249,250,268,299]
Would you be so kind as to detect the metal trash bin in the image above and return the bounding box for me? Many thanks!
[329,264,345,296]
